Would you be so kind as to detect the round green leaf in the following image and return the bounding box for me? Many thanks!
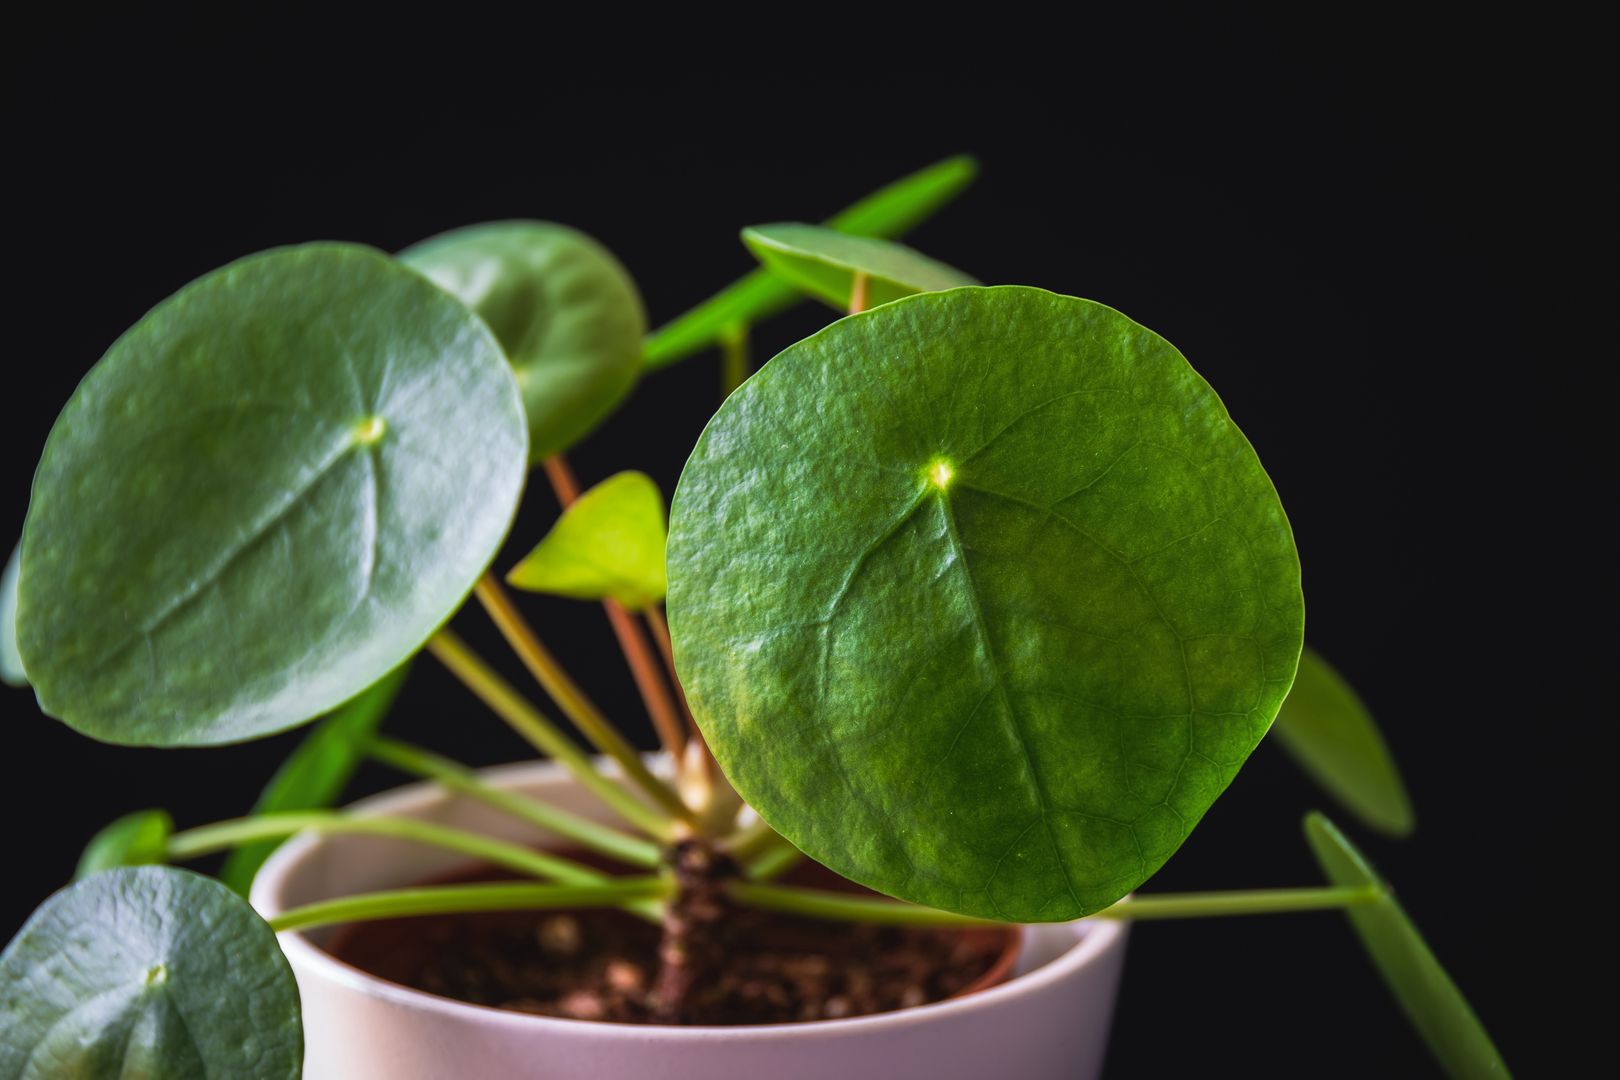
[75,809,173,881]
[1274,647,1415,836]
[17,243,527,747]
[220,661,411,895]
[667,286,1304,921]
[1304,813,1510,1079]
[0,543,22,687]
[507,471,667,609]
[0,866,302,1078]
[742,223,978,310]
[400,221,645,460]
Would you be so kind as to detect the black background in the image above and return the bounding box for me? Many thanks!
[3,5,1609,1076]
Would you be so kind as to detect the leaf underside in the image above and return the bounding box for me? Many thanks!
[1274,647,1415,836]
[75,809,173,881]
[400,221,646,460]
[742,222,978,310]
[0,867,302,1079]
[1305,813,1511,1079]
[220,662,411,895]
[667,286,1304,921]
[16,244,527,747]
[642,154,979,368]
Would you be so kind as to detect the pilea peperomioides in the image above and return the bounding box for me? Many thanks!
[0,158,1504,1078]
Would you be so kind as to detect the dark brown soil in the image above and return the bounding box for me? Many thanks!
[327,857,1016,1026]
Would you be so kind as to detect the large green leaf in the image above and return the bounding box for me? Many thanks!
[1304,813,1511,1078]
[508,471,667,609]
[667,286,1304,921]
[643,154,979,368]
[75,809,173,881]
[400,221,645,459]
[219,662,411,895]
[1274,647,1415,836]
[0,866,302,1078]
[17,244,527,747]
[742,223,978,310]
[0,544,22,687]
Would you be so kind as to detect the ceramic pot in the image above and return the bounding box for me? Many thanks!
[251,760,1129,1080]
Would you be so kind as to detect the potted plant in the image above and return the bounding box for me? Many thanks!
[0,157,1509,1079]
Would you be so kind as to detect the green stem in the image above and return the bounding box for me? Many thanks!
[744,841,804,883]
[268,877,671,933]
[167,812,606,887]
[720,321,750,396]
[426,629,672,839]
[728,882,1383,927]
[366,736,661,868]
[472,576,695,826]
[1094,886,1382,921]
[724,817,780,860]
[728,881,998,926]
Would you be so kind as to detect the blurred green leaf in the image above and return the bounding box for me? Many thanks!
[400,221,645,459]
[219,663,410,895]
[643,155,978,368]
[742,224,977,310]
[508,472,667,609]
[74,809,173,881]
[1304,813,1511,1079]
[0,543,23,687]
[1274,647,1415,836]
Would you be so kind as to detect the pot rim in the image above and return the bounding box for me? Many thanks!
[252,759,1128,1041]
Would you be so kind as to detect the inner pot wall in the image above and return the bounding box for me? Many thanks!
[251,759,1129,1080]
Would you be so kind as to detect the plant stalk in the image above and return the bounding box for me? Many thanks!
[473,575,693,825]
[366,736,661,868]
[848,271,870,314]
[719,321,750,396]
[167,812,606,886]
[268,878,670,933]
[425,629,673,839]
[726,882,1383,927]
[541,454,691,770]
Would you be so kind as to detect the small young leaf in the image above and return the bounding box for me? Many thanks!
[508,471,667,609]
[74,809,173,880]
[668,286,1304,922]
[400,221,646,460]
[16,244,527,747]
[1273,647,1415,836]
[643,155,979,368]
[0,866,302,1078]
[742,223,978,310]
[0,543,22,687]
[1304,813,1511,1079]
[219,663,411,895]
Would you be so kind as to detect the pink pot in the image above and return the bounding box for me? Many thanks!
[251,760,1129,1079]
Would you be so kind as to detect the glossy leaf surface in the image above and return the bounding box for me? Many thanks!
[220,663,411,894]
[643,155,978,367]
[1275,647,1415,836]
[508,471,667,609]
[668,286,1304,920]
[400,221,645,459]
[74,809,173,881]
[17,244,527,747]
[1305,813,1511,1078]
[742,223,977,310]
[0,544,21,687]
[0,866,302,1078]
